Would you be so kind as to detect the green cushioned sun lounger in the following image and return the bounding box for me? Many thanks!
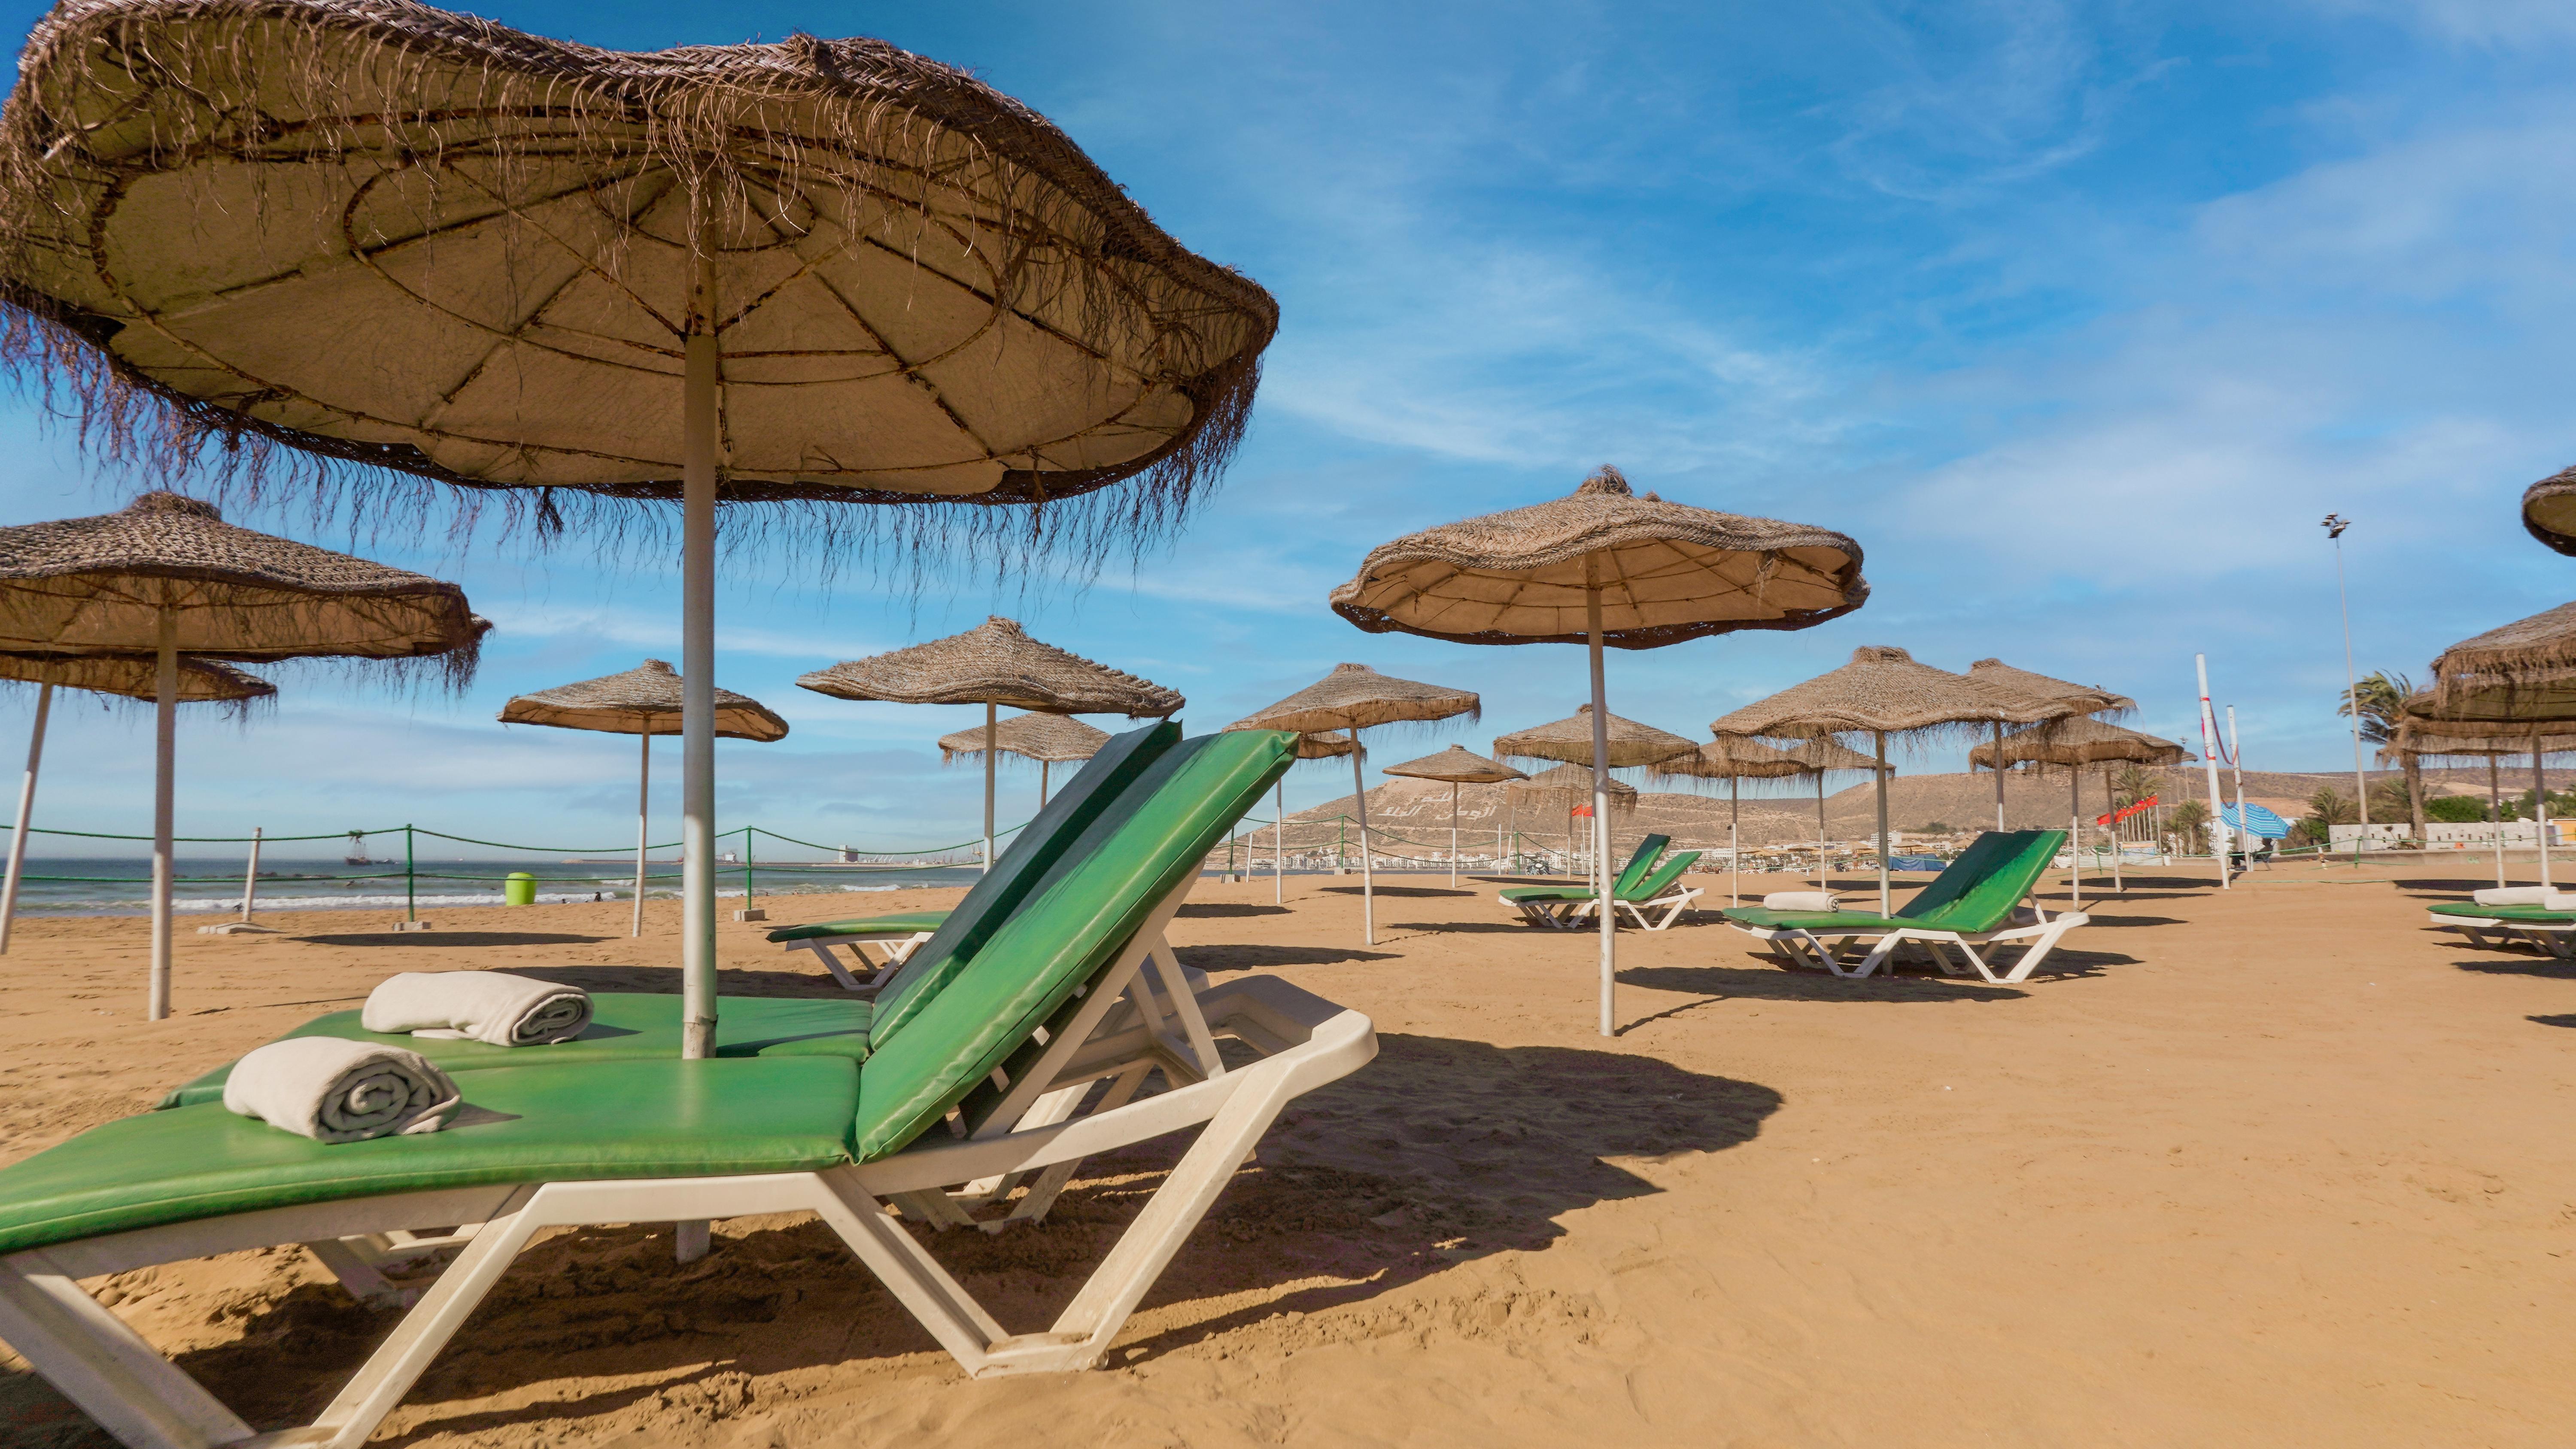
[1499,835,1670,926]
[2425,900,2576,958]
[0,729,1379,1447]
[1566,851,1704,931]
[154,725,1188,1111]
[1720,830,2084,983]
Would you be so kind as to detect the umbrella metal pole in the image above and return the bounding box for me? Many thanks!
[1729,777,1740,909]
[240,827,261,925]
[2490,756,2504,888]
[2106,766,2123,892]
[1815,771,1828,889]
[1587,580,1614,1038]
[678,245,720,1068]
[632,729,650,938]
[1450,782,1460,888]
[2227,706,2250,875]
[1351,733,1375,945]
[2195,654,2228,890]
[149,609,176,1020]
[2536,741,2552,891]
[1275,782,1285,906]
[1873,731,1891,917]
[1040,759,1051,810]
[982,701,996,874]
[2068,766,2082,910]
[1993,721,2007,831]
[0,681,50,955]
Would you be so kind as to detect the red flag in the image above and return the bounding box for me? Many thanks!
[2095,795,2157,826]
[1571,804,1594,818]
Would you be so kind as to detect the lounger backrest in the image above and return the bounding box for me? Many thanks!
[1623,851,1699,901]
[1614,835,1672,894]
[850,729,1298,1161]
[866,722,1179,1049]
[1900,831,2064,931]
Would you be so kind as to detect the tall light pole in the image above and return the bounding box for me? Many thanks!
[2325,513,2368,865]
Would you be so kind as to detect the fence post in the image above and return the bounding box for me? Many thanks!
[404,825,416,924]
[743,827,754,908]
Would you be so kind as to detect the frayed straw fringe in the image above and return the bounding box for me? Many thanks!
[0,0,1276,579]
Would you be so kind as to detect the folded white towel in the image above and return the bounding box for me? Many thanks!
[361,971,592,1046]
[223,1037,459,1143]
[1763,891,1842,911]
[2473,887,2558,906]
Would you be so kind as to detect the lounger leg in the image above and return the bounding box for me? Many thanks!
[302,1237,411,1308]
[999,1054,1308,1373]
[796,939,865,991]
[1006,1063,1156,1226]
[0,1250,254,1449]
[295,1187,547,1449]
[801,1174,1015,1373]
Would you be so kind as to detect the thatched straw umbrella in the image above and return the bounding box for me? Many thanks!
[501,660,787,938]
[802,617,1179,873]
[0,653,271,953]
[1963,659,2134,832]
[1382,746,1525,887]
[1494,703,1697,881]
[1649,737,1810,907]
[0,0,1275,1063]
[0,492,476,1016]
[2522,467,2576,556]
[2392,703,2576,888]
[939,712,1112,809]
[1333,466,1864,1036]
[2401,678,2576,888]
[1230,664,1479,944]
[1969,718,2184,897]
[1712,646,2060,916]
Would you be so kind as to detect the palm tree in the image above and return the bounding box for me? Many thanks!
[2339,670,2423,843]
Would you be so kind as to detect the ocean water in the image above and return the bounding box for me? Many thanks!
[3,857,987,918]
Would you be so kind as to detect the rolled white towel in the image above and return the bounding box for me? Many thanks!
[361,971,593,1046]
[223,1037,460,1143]
[2473,887,2558,906]
[1763,891,1842,911]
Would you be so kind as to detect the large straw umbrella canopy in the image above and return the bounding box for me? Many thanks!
[803,616,1180,873]
[0,0,1276,1063]
[1231,664,1479,945]
[0,652,273,953]
[1382,745,1525,887]
[0,491,475,1016]
[2523,467,2576,557]
[939,711,1110,811]
[1963,658,2133,833]
[501,659,786,938]
[1333,466,1865,1037]
[1712,645,2061,915]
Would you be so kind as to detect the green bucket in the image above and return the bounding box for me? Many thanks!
[502,872,537,907]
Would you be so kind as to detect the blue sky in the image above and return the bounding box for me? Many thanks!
[2,0,2571,857]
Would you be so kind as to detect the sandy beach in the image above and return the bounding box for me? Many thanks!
[6,858,2574,1447]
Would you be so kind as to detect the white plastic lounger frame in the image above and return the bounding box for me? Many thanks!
[780,925,939,993]
[1733,903,2090,985]
[0,964,1373,1448]
[1571,883,1704,932]
[2427,911,2576,959]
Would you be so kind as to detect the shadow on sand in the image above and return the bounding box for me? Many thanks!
[1175,943,1400,970]
[0,1035,1780,1446]
[290,932,611,949]
[1176,902,1292,919]
[1317,884,1477,899]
